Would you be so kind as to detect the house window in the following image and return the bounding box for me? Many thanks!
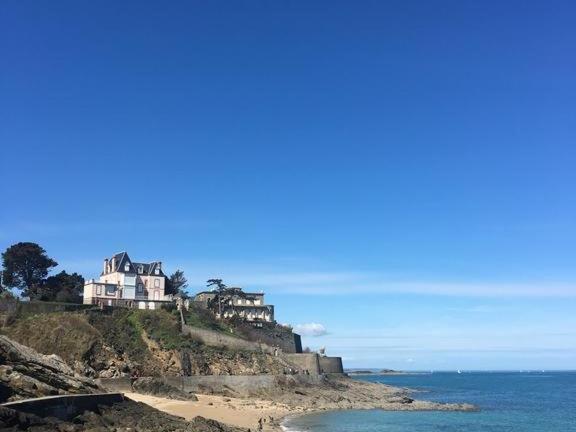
[154,279,160,288]
[137,283,143,293]
[96,285,102,295]
[106,286,115,296]
[155,268,160,275]
[124,263,130,271]
[138,266,143,274]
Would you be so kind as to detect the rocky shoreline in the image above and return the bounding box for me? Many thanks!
[126,374,476,432]
[0,333,475,431]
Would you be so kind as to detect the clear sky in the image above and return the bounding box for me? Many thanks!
[1,0,575,370]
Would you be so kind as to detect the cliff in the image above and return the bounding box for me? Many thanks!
[1,308,288,378]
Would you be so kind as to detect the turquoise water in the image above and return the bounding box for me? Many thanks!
[283,372,576,431]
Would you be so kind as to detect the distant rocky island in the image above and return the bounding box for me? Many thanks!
[346,369,406,375]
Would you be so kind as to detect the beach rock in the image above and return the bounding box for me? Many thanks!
[0,400,245,431]
[132,377,198,401]
[0,335,100,402]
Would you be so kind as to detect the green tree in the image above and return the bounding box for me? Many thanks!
[1,242,58,298]
[206,278,227,316]
[166,269,188,297]
[40,271,85,303]
[206,278,226,291]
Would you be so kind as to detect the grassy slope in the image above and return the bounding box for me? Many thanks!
[1,308,286,377]
[0,312,102,366]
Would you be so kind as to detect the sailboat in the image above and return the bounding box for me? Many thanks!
[457,370,462,374]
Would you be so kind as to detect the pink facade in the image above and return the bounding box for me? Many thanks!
[83,251,172,308]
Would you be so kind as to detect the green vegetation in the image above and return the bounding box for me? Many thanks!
[1,242,57,297]
[166,269,188,297]
[1,242,84,302]
[87,309,149,361]
[184,304,236,334]
[0,304,286,377]
[128,309,195,351]
[88,308,203,356]
[1,312,102,365]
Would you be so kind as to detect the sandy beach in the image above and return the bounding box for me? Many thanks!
[125,375,476,431]
[126,392,297,431]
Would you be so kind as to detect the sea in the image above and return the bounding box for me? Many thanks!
[282,371,576,432]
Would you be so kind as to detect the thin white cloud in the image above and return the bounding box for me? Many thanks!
[293,323,329,337]
[177,264,576,298]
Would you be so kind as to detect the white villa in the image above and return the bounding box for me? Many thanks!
[83,252,173,309]
[193,288,275,326]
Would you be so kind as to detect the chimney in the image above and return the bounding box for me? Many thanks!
[111,257,116,272]
[158,261,162,271]
[103,258,109,274]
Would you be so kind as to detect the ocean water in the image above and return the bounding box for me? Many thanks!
[283,371,576,432]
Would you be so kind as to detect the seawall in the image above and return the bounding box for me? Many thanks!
[319,356,344,374]
[282,353,345,375]
[97,375,327,396]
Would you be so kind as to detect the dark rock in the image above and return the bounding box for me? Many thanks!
[0,400,245,431]
[0,335,100,402]
[132,377,198,401]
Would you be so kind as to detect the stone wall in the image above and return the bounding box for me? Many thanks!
[282,353,321,374]
[97,375,326,397]
[233,323,302,354]
[180,309,301,354]
[1,393,125,421]
[319,356,344,374]
[181,323,276,354]
[281,353,344,375]
[293,333,302,353]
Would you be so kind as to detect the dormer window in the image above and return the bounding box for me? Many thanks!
[124,263,130,271]
[138,266,143,274]
[155,268,160,275]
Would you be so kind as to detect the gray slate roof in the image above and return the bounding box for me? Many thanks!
[104,252,165,277]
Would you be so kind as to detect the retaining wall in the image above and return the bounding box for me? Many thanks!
[282,353,321,374]
[181,323,276,354]
[319,356,344,374]
[1,393,124,421]
[97,375,326,397]
[282,354,344,374]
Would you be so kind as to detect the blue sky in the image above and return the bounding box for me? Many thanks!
[1,0,575,370]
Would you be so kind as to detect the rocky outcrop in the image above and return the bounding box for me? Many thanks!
[133,377,198,401]
[3,310,290,379]
[0,335,100,402]
[183,347,287,376]
[0,400,245,431]
[266,375,477,412]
